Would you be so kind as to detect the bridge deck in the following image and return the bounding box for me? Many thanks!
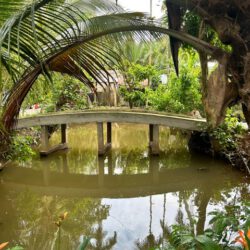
[16,110,207,131]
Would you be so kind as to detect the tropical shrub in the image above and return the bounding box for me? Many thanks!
[7,134,37,162]
[212,109,245,150]
[119,85,146,108]
[23,73,89,113]
[153,201,250,250]
[147,50,203,114]
[53,80,88,111]
[119,61,161,108]
[146,84,185,112]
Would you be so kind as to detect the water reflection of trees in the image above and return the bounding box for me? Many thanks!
[0,176,249,249]
[134,183,250,250]
[47,124,191,174]
[1,124,249,248]
[34,144,191,177]
[0,190,112,249]
[136,196,162,250]
[89,224,117,250]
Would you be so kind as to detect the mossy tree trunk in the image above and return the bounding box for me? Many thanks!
[166,0,250,128]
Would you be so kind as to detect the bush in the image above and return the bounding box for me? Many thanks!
[119,85,146,108]
[7,135,37,162]
[212,109,245,150]
[146,85,185,112]
[147,50,203,114]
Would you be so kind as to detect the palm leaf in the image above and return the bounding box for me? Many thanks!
[165,1,183,75]
[0,0,32,25]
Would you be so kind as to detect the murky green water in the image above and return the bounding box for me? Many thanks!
[0,124,249,249]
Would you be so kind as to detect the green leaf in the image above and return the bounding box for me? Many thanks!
[195,235,222,250]
[77,236,90,250]
[7,246,24,250]
[181,235,195,245]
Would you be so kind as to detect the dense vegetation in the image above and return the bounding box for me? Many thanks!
[0,0,249,249]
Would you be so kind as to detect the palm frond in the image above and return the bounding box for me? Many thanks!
[165,1,183,75]
[0,0,32,25]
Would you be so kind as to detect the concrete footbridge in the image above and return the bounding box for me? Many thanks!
[16,109,207,156]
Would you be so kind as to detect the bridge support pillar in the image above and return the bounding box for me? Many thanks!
[41,125,49,150]
[149,124,160,156]
[149,156,159,184]
[61,124,67,144]
[40,124,68,157]
[98,156,105,187]
[107,122,112,144]
[97,122,112,156]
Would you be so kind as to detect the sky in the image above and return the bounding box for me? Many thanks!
[114,0,165,18]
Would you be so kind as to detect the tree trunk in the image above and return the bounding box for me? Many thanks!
[204,60,238,128]
[129,100,133,109]
[240,53,250,127]
[0,131,11,161]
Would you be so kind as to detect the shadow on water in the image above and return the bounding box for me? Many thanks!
[0,124,249,249]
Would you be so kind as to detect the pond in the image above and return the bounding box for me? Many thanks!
[0,124,249,249]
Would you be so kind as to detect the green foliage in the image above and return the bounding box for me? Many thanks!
[183,12,201,38]
[119,85,146,108]
[146,85,184,112]
[183,11,232,52]
[53,80,88,111]
[117,39,167,109]
[212,109,245,150]
[22,73,89,113]
[118,49,203,113]
[115,38,170,72]
[147,50,203,113]
[159,225,223,250]
[77,237,90,250]
[7,134,36,162]
[119,62,161,108]
[206,201,250,246]
[21,75,52,110]
[127,63,161,86]
[7,247,24,250]
[152,201,250,250]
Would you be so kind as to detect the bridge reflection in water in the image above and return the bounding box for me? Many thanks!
[0,124,248,249]
[1,152,242,198]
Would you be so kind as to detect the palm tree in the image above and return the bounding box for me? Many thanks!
[136,196,162,249]
[89,224,117,250]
